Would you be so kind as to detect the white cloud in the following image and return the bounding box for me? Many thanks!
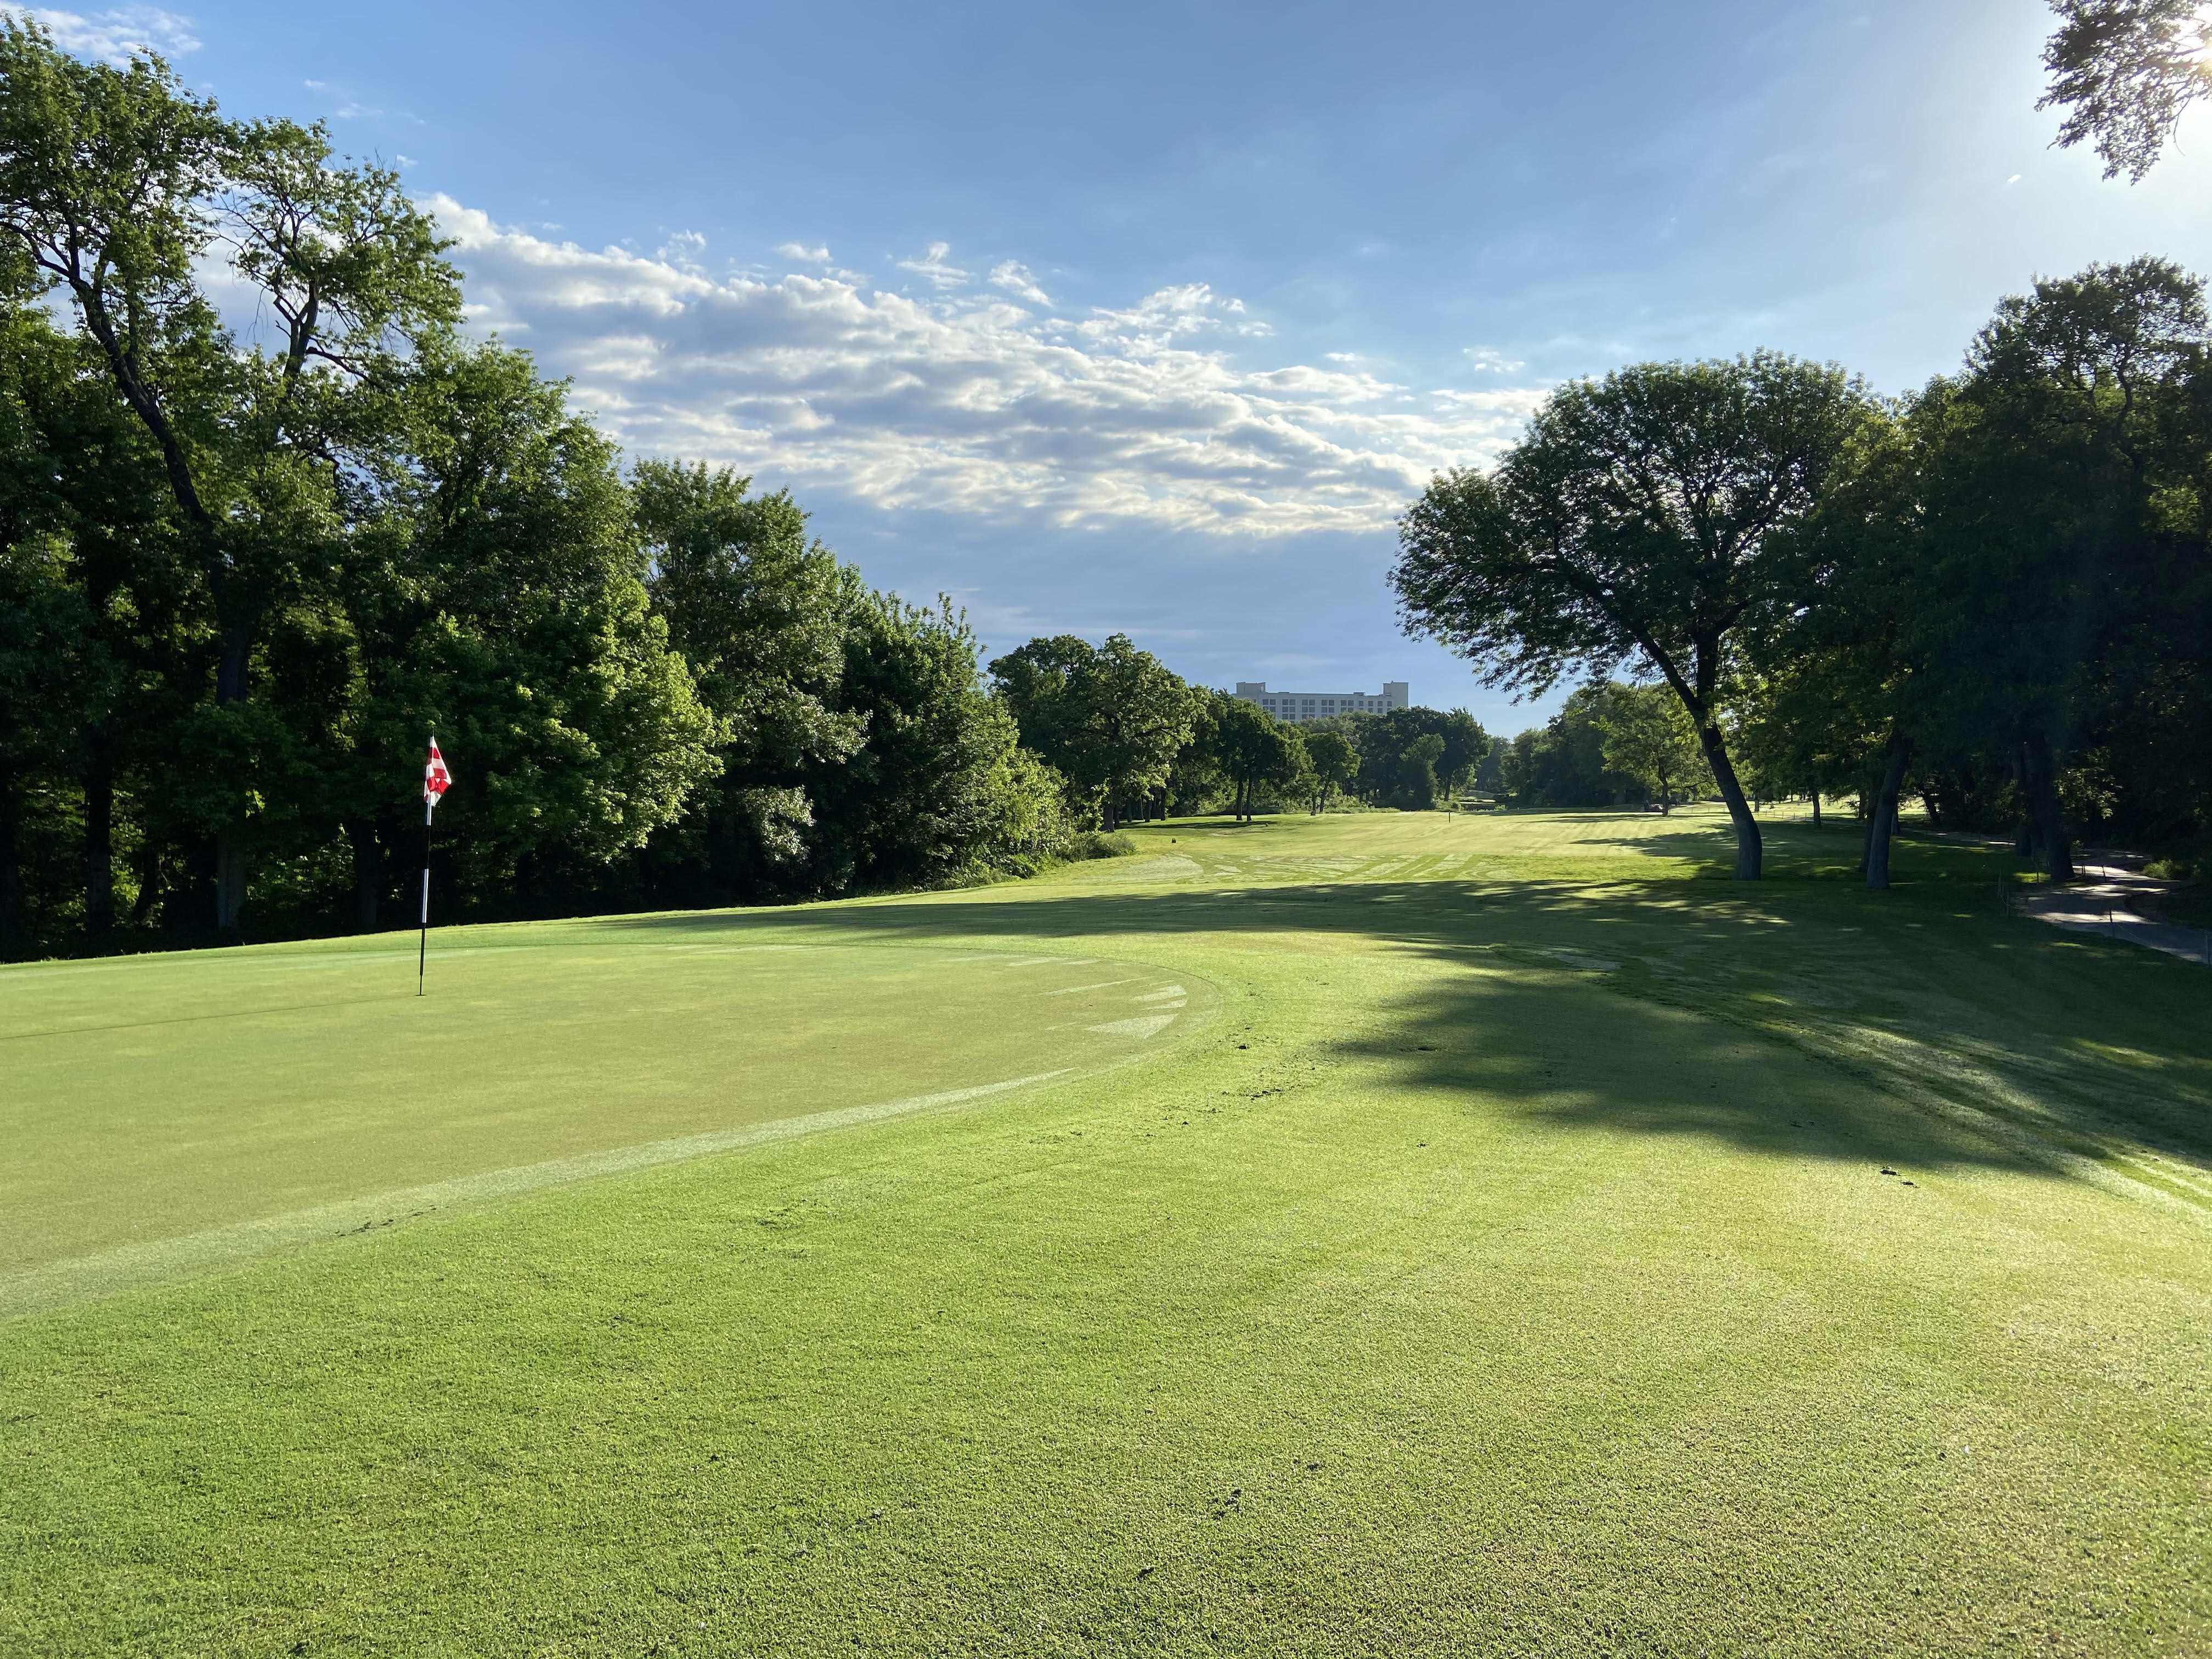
[1464,348,1526,374]
[656,230,708,274]
[777,242,832,263]
[989,260,1052,306]
[9,4,198,60]
[896,241,969,290]
[427,196,1549,537]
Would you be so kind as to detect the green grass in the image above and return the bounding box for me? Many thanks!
[3,805,2208,1656]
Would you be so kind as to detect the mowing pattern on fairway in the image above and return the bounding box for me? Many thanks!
[2,806,2208,1657]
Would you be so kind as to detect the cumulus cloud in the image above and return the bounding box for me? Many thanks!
[777,242,832,263]
[8,4,198,60]
[895,241,969,290]
[989,260,1052,306]
[427,196,1548,537]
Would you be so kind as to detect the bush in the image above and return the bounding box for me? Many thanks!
[1065,830,1138,861]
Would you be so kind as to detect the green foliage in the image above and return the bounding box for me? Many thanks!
[806,595,1044,893]
[1395,353,1876,876]
[633,459,864,892]
[1765,257,2212,877]
[989,633,1199,828]
[1206,696,1305,821]
[1301,725,1359,811]
[1063,829,1138,860]
[1595,682,1709,811]
[1498,686,1638,808]
[1329,706,1491,809]
[0,37,1073,952]
[2041,0,2212,182]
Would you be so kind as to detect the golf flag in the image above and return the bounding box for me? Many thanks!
[424,736,453,809]
[418,734,450,995]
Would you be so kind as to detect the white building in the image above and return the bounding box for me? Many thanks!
[1234,681,1408,724]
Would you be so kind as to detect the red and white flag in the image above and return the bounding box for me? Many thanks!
[424,736,453,808]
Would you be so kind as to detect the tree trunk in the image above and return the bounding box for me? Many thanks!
[2021,730,2073,882]
[131,838,163,928]
[215,825,247,933]
[1865,731,1911,891]
[1696,723,1763,879]
[349,819,382,931]
[0,756,19,947]
[1810,792,1821,827]
[83,736,114,933]
[211,620,253,932]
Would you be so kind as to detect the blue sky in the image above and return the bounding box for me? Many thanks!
[32,1,2212,731]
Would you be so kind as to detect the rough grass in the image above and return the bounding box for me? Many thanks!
[2,805,2208,1657]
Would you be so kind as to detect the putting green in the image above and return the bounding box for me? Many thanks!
[0,928,1210,1314]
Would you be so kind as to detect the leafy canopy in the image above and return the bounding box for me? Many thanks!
[1393,352,1873,876]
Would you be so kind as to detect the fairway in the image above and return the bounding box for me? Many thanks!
[4,807,2209,1656]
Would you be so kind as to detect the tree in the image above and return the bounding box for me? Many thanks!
[1210,699,1304,822]
[634,460,865,900]
[0,19,460,928]
[1596,682,1707,812]
[806,596,1049,890]
[2040,0,2211,182]
[1893,259,2210,879]
[989,634,1198,828]
[1434,709,1489,798]
[1396,732,1447,809]
[1393,353,1874,878]
[1496,689,1637,808]
[316,342,720,923]
[1334,706,1488,809]
[1303,726,1358,812]
[1165,691,1232,817]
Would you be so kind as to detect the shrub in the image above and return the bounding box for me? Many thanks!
[1065,830,1138,861]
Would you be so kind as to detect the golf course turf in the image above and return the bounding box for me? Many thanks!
[2,806,2207,1656]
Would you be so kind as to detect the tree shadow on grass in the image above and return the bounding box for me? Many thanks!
[611,868,2212,1190]
[1573,815,2018,888]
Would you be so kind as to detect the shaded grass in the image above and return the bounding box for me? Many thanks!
[2,806,2208,1656]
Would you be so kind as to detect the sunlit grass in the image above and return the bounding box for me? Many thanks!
[2,806,2207,1655]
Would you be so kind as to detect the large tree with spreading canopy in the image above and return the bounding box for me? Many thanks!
[1392,353,1873,879]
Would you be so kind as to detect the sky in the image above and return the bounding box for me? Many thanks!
[25,0,2212,731]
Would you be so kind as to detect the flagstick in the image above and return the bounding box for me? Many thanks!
[417,794,433,996]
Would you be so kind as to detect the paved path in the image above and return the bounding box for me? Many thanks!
[2010,849,2212,966]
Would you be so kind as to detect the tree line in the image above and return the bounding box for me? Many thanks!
[0,25,1497,959]
[1395,257,2212,887]
[986,633,1487,826]
[1394,0,2212,886]
[0,26,1059,956]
